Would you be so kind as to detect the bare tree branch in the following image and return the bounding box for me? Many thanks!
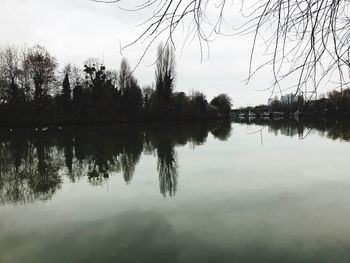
[91,0,350,98]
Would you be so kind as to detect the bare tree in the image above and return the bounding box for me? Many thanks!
[118,58,140,93]
[92,0,350,98]
[0,46,21,103]
[118,58,131,93]
[61,63,84,90]
[18,47,32,100]
[106,70,118,89]
[23,45,57,103]
[118,58,143,116]
[155,42,176,99]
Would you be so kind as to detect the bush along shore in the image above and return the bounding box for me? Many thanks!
[0,43,232,126]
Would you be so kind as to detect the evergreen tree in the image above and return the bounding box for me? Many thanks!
[62,73,71,104]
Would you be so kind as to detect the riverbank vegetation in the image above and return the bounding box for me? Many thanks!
[0,43,232,126]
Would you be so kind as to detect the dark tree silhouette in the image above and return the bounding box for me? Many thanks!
[155,43,175,100]
[84,64,107,92]
[73,84,83,104]
[23,45,57,103]
[0,46,21,104]
[118,58,143,119]
[0,43,231,125]
[210,94,232,118]
[62,73,71,103]
[118,58,130,93]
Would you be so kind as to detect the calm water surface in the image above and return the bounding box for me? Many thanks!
[1,120,350,262]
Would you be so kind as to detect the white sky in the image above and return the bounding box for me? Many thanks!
[0,0,334,107]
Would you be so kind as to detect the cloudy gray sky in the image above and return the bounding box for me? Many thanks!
[0,0,332,107]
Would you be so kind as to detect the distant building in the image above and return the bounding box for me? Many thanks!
[281,93,298,105]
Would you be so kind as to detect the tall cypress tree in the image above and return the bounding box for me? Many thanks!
[62,73,71,104]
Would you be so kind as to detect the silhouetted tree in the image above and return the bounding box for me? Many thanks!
[83,64,118,121]
[23,45,57,104]
[155,43,175,100]
[73,84,83,104]
[210,94,232,118]
[328,89,350,114]
[106,70,118,89]
[118,58,143,119]
[62,73,71,104]
[0,77,7,104]
[84,64,107,94]
[0,46,22,104]
[64,63,83,88]
[72,83,84,120]
[0,43,232,125]
[190,91,208,119]
[118,58,131,93]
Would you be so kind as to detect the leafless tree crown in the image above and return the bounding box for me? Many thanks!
[92,0,350,97]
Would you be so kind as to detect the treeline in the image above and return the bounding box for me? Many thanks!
[0,43,232,125]
[237,88,350,116]
[0,121,231,204]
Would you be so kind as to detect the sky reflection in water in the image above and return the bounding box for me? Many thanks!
[1,119,350,263]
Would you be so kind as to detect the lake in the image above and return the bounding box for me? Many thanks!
[1,119,350,263]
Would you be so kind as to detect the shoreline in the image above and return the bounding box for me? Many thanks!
[0,117,231,128]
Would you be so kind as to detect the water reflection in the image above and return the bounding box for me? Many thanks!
[235,118,350,141]
[0,121,231,205]
[2,120,350,262]
[3,118,350,205]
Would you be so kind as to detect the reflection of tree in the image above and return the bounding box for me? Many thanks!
[63,135,73,174]
[210,121,232,141]
[157,141,178,197]
[326,120,350,141]
[157,148,178,196]
[119,151,139,183]
[0,121,231,204]
[28,137,62,200]
[235,118,350,141]
[74,126,144,184]
[0,131,62,204]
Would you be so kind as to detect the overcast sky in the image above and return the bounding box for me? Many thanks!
[0,0,333,107]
